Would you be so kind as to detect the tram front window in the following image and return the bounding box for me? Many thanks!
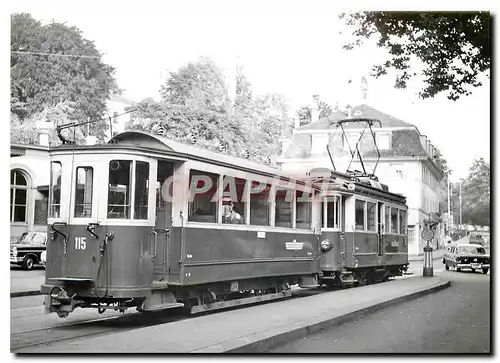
[321,196,342,228]
[74,167,93,218]
[107,160,132,219]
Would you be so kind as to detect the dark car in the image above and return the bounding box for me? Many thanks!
[10,232,47,270]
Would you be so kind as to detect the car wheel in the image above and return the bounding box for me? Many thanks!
[23,256,34,270]
[442,258,446,264]
[482,268,489,274]
[445,263,449,271]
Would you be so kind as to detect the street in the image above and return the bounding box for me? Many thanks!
[267,270,490,353]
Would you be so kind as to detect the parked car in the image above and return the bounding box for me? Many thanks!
[443,243,490,274]
[40,250,47,267]
[10,232,47,270]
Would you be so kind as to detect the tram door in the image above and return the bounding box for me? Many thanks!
[377,202,384,261]
[153,160,174,282]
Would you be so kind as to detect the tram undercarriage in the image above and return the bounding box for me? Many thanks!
[318,264,409,288]
[44,274,317,317]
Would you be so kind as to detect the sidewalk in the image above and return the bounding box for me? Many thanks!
[16,275,450,353]
[10,268,45,298]
[408,248,445,262]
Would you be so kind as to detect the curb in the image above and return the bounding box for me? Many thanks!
[11,290,41,298]
[218,278,451,353]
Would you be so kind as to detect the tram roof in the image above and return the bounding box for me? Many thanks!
[110,130,308,181]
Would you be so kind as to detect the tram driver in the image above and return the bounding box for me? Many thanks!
[223,199,243,224]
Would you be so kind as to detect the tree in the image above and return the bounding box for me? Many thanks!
[252,93,292,157]
[159,57,229,112]
[11,13,118,139]
[297,95,335,126]
[341,12,491,100]
[460,158,490,226]
[11,102,86,146]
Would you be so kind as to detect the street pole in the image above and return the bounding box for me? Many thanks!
[459,180,462,226]
[447,173,451,236]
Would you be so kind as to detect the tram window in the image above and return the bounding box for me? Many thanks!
[74,167,93,218]
[275,187,293,228]
[399,209,407,234]
[385,206,390,233]
[367,202,376,231]
[391,207,398,233]
[222,176,245,225]
[323,196,341,229]
[355,200,365,230]
[295,190,311,229]
[107,160,132,219]
[49,162,62,218]
[320,202,324,228]
[188,170,218,223]
[134,161,149,220]
[250,181,271,226]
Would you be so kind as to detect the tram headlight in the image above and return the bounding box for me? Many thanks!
[12,247,17,257]
[320,239,332,252]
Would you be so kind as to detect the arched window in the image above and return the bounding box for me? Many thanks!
[11,170,28,223]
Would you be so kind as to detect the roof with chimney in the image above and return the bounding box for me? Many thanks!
[282,104,428,160]
[299,104,415,131]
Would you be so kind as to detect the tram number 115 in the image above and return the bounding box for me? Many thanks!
[75,237,87,250]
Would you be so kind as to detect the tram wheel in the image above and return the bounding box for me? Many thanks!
[56,311,69,318]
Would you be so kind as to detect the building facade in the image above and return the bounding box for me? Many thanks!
[277,104,444,255]
[10,144,50,242]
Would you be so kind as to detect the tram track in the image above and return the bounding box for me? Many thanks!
[12,281,394,352]
[11,286,329,352]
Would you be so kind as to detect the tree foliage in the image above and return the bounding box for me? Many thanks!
[341,12,491,100]
[129,58,293,162]
[459,157,490,226]
[159,57,229,112]
[11,13,118,139]
[297,95,336,126]
[10,102,86,146]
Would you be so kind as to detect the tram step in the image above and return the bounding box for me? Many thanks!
[190,290,292,314]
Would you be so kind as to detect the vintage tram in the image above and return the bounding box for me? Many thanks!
[42,121,408,318]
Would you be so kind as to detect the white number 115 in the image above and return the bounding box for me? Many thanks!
[75,237,86,250]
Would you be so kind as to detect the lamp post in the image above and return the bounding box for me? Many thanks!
[422,213,440,277]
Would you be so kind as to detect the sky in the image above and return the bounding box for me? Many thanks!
[7,0,492,181]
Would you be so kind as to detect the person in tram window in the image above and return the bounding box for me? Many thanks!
[223,200,243,224]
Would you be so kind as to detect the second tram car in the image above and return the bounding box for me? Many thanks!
[42,123,408,318]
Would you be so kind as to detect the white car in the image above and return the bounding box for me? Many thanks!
[40,250,47,267]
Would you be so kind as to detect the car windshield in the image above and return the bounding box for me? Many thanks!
[458,246,485,255]
[14,232,46,245]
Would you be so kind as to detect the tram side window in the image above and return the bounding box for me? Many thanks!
[49,162,62,218]
[250,181,271,226]
[134,161,149,219]
[296,190,312,229]
[391,207,398,233]
[188,170,218,223]
[275,187,293,228]
[222,176,246,224]
[108,160,132,219]
[355,200,365,230]
[74,167,93,218]
[385,206,390,233]
[399,209,407,234]
[367,202,376,231]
